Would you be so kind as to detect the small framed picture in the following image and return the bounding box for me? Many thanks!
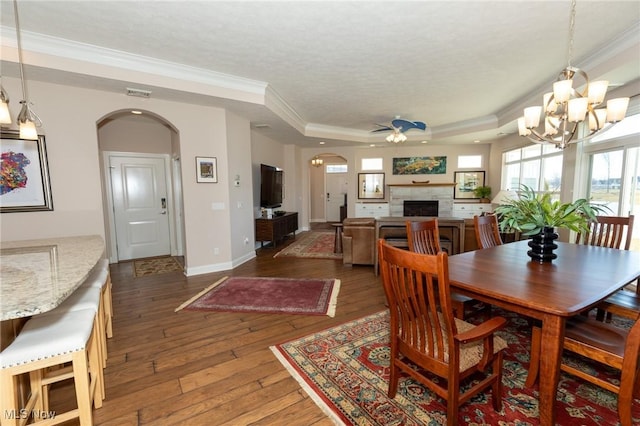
[195,156,217,183]
[454,171,485,199]
[0,130,54,213]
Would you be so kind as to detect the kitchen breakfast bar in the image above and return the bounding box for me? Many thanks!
[0,235,105,347]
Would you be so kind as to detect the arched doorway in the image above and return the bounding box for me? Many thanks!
[97,110,185,262]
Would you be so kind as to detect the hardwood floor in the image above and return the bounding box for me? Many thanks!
[51,230,387,425]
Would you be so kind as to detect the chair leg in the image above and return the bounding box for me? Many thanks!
[447,375,460,426]
[525,326,541,387]
[492,352,504,411]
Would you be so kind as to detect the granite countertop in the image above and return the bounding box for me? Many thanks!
[0,235,105,320]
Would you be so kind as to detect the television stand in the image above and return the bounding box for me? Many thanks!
[255,212,298,248]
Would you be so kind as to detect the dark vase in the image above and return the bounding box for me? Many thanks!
[527,226,558,263]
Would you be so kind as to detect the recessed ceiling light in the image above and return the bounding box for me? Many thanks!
[131,110,142,115]
[319,141,325,145]
[370,144,376,147]
[474,139,480,143]
[421,140,428,144]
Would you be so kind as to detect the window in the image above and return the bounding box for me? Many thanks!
[457,155,482,169]
[326,164,347,173]
[501,144,563,191]
[361,158,382,171]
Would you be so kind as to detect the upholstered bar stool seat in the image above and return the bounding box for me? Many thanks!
[41,285,107,376]
[82,259,113,339]
[0,309,102,426]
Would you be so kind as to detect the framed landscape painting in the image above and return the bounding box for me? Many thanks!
[392,156,446,175]
[0,130,54,213]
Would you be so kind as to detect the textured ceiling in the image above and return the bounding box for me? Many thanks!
[0,0,638,147]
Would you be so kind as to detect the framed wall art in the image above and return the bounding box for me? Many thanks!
[392,156,447,175]
[196,156,218,183]
[358,172,385,199]
[0,130,54,213]
[454,170,485,199]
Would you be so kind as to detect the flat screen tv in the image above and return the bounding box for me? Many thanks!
[260,164,283,208]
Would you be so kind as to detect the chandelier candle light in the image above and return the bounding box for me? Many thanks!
[311,156,324,167]
[518,0,629,149]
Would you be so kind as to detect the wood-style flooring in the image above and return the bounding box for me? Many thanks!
[51,227,387,425]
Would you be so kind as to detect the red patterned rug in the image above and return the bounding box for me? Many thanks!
[175,276,340,317]
[271,309,638,425]
[274,231,342,260]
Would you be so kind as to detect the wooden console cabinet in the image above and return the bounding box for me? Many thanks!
[255,212,298,248]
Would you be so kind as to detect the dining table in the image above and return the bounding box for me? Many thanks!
[448,240,640,426]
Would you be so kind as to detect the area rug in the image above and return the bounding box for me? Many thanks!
[271,309,638,425]
[273,231,342,260]
[133,256,183,277]
[175,276,341,317]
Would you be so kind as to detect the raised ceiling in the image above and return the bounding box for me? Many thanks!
[0,0,638,147]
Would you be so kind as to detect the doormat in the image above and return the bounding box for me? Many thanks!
[175,276,341,317]
[273,231,342,260]
[271,309,638,426]
[133,256,183,277]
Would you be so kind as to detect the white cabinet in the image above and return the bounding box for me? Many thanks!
[452,203,492,219]
[354,202,390,218]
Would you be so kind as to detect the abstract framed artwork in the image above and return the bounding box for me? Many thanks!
[0,130,54,213]
[392,156,446,175]
[196,156,218,183]
[358,172,385,199]
[454,170,485,199]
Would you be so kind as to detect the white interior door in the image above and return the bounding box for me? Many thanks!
[110,155,171,260]
[326,172,347,222]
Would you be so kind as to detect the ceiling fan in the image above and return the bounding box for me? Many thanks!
[371,118,427,143]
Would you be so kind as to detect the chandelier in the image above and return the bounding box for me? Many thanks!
[518,0,629,149]
[311,156,324,167]
[385,129,407,144]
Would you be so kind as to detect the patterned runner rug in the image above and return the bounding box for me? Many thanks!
[271,309,637,425]
[133,256,183,277]
[175,276,340,317]
[274,231,342,260]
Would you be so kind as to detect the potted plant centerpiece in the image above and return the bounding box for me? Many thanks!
[473,185,492,203]
[494,185,609,262]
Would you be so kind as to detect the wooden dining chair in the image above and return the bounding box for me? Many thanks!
[576,215,637,321]
[378,239,508,426]
[406,219,487,320]
[526,315,640,426]
[474,214,503,249]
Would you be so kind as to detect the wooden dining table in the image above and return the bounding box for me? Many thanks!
[448,240,640,426]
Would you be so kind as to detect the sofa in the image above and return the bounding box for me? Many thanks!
[341,218,376,265]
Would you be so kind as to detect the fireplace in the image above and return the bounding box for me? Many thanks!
[404,200,439,217]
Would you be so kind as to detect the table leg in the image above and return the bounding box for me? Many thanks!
[537,314,565,426]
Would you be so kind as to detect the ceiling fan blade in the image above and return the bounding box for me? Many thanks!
[391,119,427,132]
[371,123,393,132]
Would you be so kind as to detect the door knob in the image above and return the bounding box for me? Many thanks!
[160,210,167,215]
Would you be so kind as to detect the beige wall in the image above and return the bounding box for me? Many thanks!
[0,76,255,276]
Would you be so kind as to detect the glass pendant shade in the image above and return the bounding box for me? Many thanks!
[0,86,11,124]
[17,102,38,140]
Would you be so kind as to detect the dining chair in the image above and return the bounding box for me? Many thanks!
[526,315,640,426]
[576,215,637,321]
[474,214,503,249]
[378,239,508,426]
[406,219,487,320]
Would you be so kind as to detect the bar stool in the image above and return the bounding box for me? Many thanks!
[0,309,102,426]
[82,259,113,340]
